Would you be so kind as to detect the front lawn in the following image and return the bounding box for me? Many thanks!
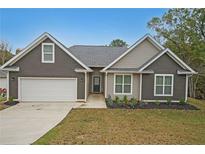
[34,98,205,145]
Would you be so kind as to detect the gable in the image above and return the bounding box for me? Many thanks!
[10,38,84,74]
[1,33,91,71]
[110,39,161,69]
[139,48,197,74]
[145,53,187,73]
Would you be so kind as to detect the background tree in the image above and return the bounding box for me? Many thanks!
[0,40,13,65]
[16,48,22,55]
[109,39,128,47]
[148,8,205,99]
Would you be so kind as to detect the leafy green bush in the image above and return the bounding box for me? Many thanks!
[179,98,186,104]
[0,96,6,102]
[106,95,113,107]
[114,96,120,104]
[9,96,14,102]
[166,98,172,105]
[155,100,160,106]
[123,95,129,104]
[129,97,137,108]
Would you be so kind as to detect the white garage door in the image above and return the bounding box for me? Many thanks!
[19,78,77,101]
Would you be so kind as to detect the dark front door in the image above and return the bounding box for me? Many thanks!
[93,76,101,93]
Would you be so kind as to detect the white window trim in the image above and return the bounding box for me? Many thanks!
[114,74,133,95]
[42,43,55,63]
[154,74,174,96]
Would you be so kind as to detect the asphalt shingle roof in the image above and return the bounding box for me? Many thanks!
[68,45,128,67]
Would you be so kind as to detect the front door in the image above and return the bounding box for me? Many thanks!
[93,76,101,93]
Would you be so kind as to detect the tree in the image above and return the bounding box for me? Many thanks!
[16,48,22,55]
[0,40,13,65]
[109,39,128,47]
[148,8,205,99]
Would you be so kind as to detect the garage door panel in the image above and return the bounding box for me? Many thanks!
[20,78,77,101]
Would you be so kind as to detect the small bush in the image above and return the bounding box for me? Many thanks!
[179,98,186,104]
[166,98,172,105]
[106,95,113,107]
[9,96,14,102]
[155,100,160,106]
[129,97,137,109]
[114,96,121,104]
[123,95,129,104]
[0,88,7,97]
[0,96,6,102]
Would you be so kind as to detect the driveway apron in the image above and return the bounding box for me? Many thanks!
[0,102,81,145]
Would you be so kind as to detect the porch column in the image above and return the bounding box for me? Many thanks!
[7,71,9,101]
[104,72,108,98]
[185,74,188,102]
[139,73,142,101]
[85,72,87,101]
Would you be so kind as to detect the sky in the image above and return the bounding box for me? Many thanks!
[0,8,167,53]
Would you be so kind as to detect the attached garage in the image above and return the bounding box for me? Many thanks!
[18,77,77,102]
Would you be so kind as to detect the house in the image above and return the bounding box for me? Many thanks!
[0,32,197,103]
[0,67,7,89]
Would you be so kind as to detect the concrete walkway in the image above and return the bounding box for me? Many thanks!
[0,102,82,145]
[79,94,107,108]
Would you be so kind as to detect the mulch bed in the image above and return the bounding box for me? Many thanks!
[106,102,199,110]
[4,101,19,106]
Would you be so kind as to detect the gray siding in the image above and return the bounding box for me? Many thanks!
[110,39,161,69]
[88,67,104,93]
[142,54,186,101]
[9,38,85,100]
[107,73,140,99]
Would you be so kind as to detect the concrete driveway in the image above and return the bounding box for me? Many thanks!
[0,102,81,145]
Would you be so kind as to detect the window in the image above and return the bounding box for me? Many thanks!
[154,74,174,96]
[114,74,132,94]
[42,43,55,63]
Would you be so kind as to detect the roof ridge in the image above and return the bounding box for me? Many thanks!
[69,45,128,48]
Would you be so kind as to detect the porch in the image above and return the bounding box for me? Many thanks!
[80,94,106,108]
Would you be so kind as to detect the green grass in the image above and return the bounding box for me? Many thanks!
[34,98,205,145]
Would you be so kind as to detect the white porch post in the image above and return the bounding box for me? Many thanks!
[139,73,142,101]
[85,72,87,101]
[104,72,108,98]
[185,74,188,102]
[7,71,9,101]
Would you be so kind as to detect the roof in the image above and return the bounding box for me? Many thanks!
[0,32,196,74]
[105,67,154,73]
[69,45,128,67]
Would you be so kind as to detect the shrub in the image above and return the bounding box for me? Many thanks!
[179,98,186,104]
[114,96,123,107]
[0,88,7,97]
[123,95,129,104]
[0,96,6,102]
[155,100,160,106]
[9,96,14,102]
[106,95,113,107]
[114,96,120,104]
[166,98,172,105]
[129,97,137,109]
